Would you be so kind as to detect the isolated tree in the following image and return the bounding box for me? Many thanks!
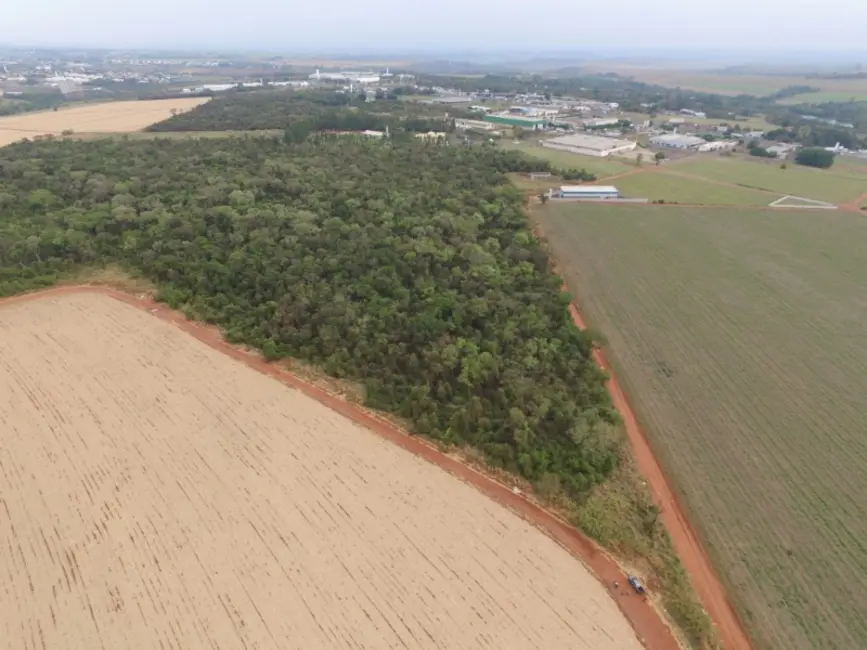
[539,192,549,205]
[636,152,644,167]
[654,151,666,164]
[749,146,775,158]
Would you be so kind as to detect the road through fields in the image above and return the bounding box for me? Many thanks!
[531,212,753,650]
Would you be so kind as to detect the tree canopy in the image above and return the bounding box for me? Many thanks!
[147,89,463,135]
[795,147,835,169]
[0,134,617,498]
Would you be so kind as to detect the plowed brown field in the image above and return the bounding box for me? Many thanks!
[0,98,209,147]
[0,291,646,650]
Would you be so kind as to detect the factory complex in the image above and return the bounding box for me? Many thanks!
[542,133,637,157]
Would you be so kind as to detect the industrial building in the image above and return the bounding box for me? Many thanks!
[483,114,550,130]
[558,185,621,200]
[509,106,559,117]
[584,117,620,129]
[542,133,637,157]
[765,143,797,158]
[698,140,737,152]
[455,118,499,131]
[309,69,380,84]
[429,96,473,105]
[650,134,706,150]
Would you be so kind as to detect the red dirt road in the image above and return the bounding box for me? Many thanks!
[530,208,751,649]
[841,190,867,212]
[566,302,752,650]
[0,285,681,650]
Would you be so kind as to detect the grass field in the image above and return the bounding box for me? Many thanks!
[777,91,867,104]
[833,155,867,176]
[0,98,210,147]
[499,141,633,178]
[614,168,781,205]
[674,157,867,203]
[536,202,867,650]
[580,66,867,99]
[0,290,644,650]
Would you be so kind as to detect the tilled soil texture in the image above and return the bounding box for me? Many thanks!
[0,98,209,147]
[0,290,650,650]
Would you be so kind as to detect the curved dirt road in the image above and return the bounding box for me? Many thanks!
[0,285,681,650]
[530,210,752,650]
[567,303,752,650]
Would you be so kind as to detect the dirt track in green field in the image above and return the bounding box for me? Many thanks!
[536,202,867,650]
[614,169,781,205]
[672,157,867,204]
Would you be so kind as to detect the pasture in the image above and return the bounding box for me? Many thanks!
[0,98,209,147]
[674,156,867,203]
[777,91,867,104]
[614,168,781,205]
[833,155,867,176]
[0,290,643,650]
[581,65,867,99]
[536,202,867,650]
[499,141,633,178]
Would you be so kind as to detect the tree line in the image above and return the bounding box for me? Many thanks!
[147,89,465,136]
[0,134,618,498]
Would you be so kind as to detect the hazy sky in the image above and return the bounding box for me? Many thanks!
[2,0,866,54]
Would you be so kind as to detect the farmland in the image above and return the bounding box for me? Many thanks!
[0,98,209,147]
[0,290,644,650]
[673,157,867,203]
[614,168,781,205]
[535,202,867,650]
[776,91,867,104]
[578,65,867,99]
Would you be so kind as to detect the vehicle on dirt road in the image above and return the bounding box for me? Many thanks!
[628,576,646,595]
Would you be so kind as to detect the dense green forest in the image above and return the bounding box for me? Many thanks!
[148,89,463,136]
[0,135,617,497]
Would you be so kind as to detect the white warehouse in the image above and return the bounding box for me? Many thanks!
[650,134,706,150]
[558,185,621,200]
[542,133,637,158]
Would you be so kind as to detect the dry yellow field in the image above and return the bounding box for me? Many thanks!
[0,292,642,650]
[0,98,209,147]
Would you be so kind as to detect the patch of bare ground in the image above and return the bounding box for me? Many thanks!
[0,290,649,650]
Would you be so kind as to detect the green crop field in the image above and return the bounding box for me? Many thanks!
[675,157,867,203]
[499,141,633,178]
[832,155,867,177]
[535,202,867,650]
[615,169,780,205]
[585,66,867,99]
[777,91,867,104]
